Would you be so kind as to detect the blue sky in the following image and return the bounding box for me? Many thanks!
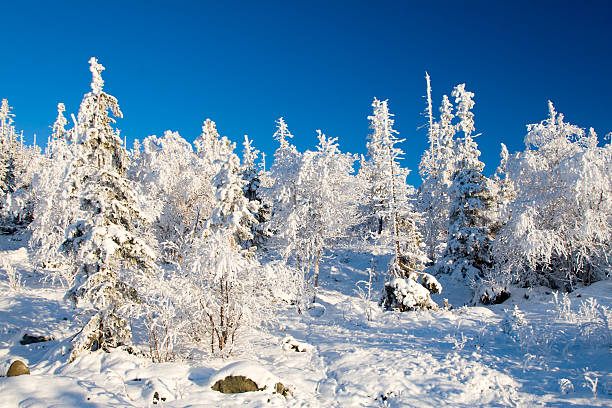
[2,0,611,185]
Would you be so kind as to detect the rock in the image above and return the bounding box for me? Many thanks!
[211,375,292,398]
[7,360,30,377]
[212,375,262,393]
[274,382,292,397]
[20,334,54,345]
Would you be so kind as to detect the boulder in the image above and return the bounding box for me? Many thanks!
[212,375,262,393]
[7,360,30,377]
[209,361,292,397]
[20,334,54,345]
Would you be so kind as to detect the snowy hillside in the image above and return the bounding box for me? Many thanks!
[1,238,610,407]
[0,56,610,407]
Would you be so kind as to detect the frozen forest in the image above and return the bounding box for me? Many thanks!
[0,58,610,407]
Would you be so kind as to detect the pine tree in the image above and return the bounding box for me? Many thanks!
[241,135,260,201]
[0,99,42,231]
[435,84,496,282]
[29,103,77,274]
[365,98,423,277]
[240,135,270,247]
[264,117,302,261]
[0,99,18,196]
[62,58,156,360]
[194,118,233,168]
[206,146,259,249]
[417,82,457,263]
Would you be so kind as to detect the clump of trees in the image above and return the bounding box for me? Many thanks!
[0,59,608,360]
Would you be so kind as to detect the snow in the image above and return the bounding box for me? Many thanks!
[0,241,610,407]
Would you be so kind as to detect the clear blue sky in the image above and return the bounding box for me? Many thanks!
[2,0,611,185]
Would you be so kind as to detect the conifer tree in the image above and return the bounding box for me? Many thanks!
[240,135,270,247]
[417,80,457,263]
[29,103,77,273]
[62,58,155,360]
[365,98,423,277]
[435,84,496,282]
[0,99,42,231]
[0,99,17,197]
[264,117,302,261]
[206,146,259,250]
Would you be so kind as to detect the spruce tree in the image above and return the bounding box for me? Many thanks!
[435,84,496,282]
[63,58,155,360]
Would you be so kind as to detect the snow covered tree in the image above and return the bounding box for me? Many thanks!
[380,273,441,312]
[240,135,270,247]
[263,117,302,258]
[241,135,260,201]
[298,130,358,293]
[434,84,497,283]
[266,122,360,298]
[364,98,425,279]
[62,58,156,360]
[194,118,233,169]
[0,99,43,232]
[206,146,259,250]
[29,103,77,275]
[0,99,17,196]
[185,230,258,354]
[417,80,458,263]
[129,130,214,263]
[51,102,69,143]
[492,102,611,291]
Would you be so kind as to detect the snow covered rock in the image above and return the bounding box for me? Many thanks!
[20,333,54,345]
[209,361,291,397]
[380,278,439,311]
[282,336,312,353]
[212,375,262,393]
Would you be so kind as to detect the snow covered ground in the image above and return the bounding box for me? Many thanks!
[0,237,611,407]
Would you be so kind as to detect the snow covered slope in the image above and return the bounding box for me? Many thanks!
[0,241,610,407]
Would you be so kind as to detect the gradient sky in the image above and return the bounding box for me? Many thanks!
[2,0,611,185]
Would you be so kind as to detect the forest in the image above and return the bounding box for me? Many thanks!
[0,57,610,406]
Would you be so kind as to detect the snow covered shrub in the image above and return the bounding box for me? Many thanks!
[135,267,188,362]
[261,260,307,311]
[551,291,575,321]
[2,260,21,291]
[584,373,599,398]
[355,265,375,321]
[473,268,511,305]
[558,378,575,395]
[380,273,441,312]
[501,305,527,337]
[185,230,276,355]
